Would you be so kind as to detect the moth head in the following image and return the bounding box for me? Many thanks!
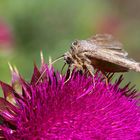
[64,52,74,65]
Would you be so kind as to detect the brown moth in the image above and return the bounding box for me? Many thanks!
[36,34,140,84]
[63,34,140,78]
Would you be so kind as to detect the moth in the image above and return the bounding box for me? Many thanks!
[36,34,140,84]
[63,34,140,77]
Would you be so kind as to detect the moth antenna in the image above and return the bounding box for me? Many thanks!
[51,55,64,65]
[35,55,64,85]
[35,68,47,85]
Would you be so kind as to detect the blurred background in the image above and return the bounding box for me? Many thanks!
[0,0,140,92]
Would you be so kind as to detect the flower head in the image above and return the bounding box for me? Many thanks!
[0,58,140,139]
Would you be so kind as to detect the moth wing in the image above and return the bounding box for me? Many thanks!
[84,49,140,72]
[88,34,128,57]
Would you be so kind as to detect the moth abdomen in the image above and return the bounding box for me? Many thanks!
[90,58,129,72]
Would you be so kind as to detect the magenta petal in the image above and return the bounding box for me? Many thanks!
[30,64,41,84]
[0,81,16,100]
[0,98,18,125]
[20,77,31,100]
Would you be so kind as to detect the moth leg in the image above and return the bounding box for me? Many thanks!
[84,62,95,87]
[64,62,84,83]
[79,53,94,75]
[61,62,66,74]
[77,53,95,85]
[101,71,109,86]
[64,65,74,84]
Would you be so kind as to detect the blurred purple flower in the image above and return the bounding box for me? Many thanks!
[0,58,140,139]
[97,16,121,36]
[0,19,13,51]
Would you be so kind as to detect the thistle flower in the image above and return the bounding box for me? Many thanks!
[0,58,140,139]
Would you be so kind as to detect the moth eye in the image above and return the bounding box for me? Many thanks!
[66,57,73,64]
[72,40,79,46]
